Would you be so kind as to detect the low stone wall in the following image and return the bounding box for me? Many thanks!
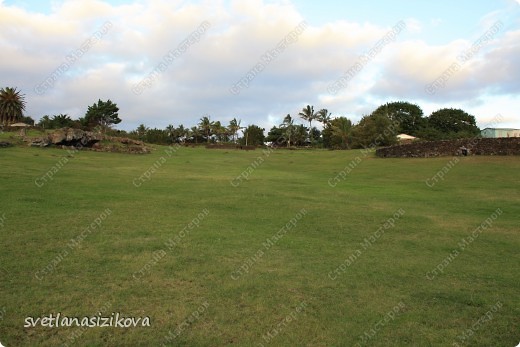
[376,137,520,158]
[205,144,256,150]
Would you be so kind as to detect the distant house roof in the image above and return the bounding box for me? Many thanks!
[9,122,31,127]
[397,134,417,140]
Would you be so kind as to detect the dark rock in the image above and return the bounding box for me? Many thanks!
[48,128,102,147]
[29,138,51,147]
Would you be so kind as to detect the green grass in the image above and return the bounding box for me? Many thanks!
[0,129,46,145]
[0,146,518,346]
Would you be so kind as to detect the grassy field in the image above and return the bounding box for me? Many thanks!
[0,144,518,346]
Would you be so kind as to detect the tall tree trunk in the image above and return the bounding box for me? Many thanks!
[309,120,312,144]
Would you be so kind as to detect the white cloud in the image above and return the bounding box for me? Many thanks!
[0,0,518,130]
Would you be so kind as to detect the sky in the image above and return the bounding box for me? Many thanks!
[1,0,519,131]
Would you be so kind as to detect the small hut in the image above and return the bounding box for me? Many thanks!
[397,134,417,144]
[9,122,31,136]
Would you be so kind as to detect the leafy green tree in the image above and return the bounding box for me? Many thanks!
[372,101,425,136]
[322,126,332,148]
[54,114,75,128]
[351,114,398,149]
[414,126,444,141]
[310,127,322,146]
[37,114,75,129]
[240,125,265,146]
[292,124,309,146]
[21,115,35,125]
[328,117,353,149]
[82,99,121,131]
[266,126,285,146]
[144,128,169,144]
[298,105,318,144]
[0,87,26,126]
[427,108,480,138]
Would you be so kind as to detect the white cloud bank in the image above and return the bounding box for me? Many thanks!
[0,0,518,130]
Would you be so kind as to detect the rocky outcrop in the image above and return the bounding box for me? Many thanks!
[27,128,150,154]
[48,128,102,147]
[28,128,101,148]
[376,137,520,158]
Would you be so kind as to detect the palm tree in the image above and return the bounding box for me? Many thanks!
[176,124,186,143]
[318,109,332,127]
[198,116,214,143]
[135,124,149,141]
[0,87,26,126]
[298,105,318,145]
[212,121,227,142]
[166,124,176,143]
[221,124,231,142]
[228,118,242,143]
[190,126,201,144]
[281,114,295,148]
[38,115,52,129]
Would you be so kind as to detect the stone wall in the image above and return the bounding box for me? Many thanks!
[205,144,256,150]
[376,137,520,158]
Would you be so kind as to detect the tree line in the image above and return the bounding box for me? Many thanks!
[1,87,481,149]
[121,102,480,149]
